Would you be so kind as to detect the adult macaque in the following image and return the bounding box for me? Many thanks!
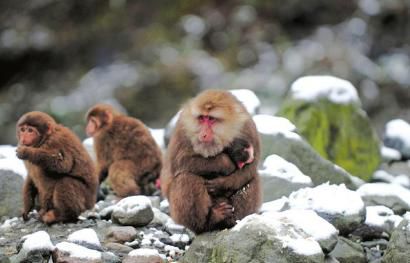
[162,89,261,234]
[86,104,162,197]
[16,112,98,224]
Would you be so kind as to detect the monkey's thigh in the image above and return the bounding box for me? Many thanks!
[231,176,262,221]
[52,177,87,221]
[108,160,140,197]
[168,173,212,233]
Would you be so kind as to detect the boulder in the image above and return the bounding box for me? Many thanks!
[253,115,357,189]
[382,218,410,262]
[11,231,54,263]
[328,237,366,263]
[123,248,164,263]
[277,76,381,180]
[383,119,410,159]
[111,196,154,226]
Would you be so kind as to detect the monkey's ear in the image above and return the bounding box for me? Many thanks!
[104,110,113,125]
[45,122,54,135]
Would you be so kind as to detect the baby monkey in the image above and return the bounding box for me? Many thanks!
[224,138,254,170]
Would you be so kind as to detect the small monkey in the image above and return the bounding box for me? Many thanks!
[86,104,163,197]
[162,89,261,234]
[16,111,98,224]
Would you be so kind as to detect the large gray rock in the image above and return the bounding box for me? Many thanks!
[329,237,366,263]
[259,154,313,202]
[382,217,410,263]
[182,214,325,263]
[253,115,357,190]
[357,183,410,214]
[0,170,24,218]
[288,184,366,235]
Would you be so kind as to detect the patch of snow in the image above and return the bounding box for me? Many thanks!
[56,242,101,260]
[113,196,152,214]
[170,234,190,243]
[0,217,19,229]
[259,155,312,184]
[129,248,160,257]
[229,89,260,115]
[67,228,101,247]
[373,170,410,188]
[260,197,289,214]
[385,119,410,148]
[149,128,165,149]
[381,146,402,161]
[0,145,27,177]
[233,214,322,256]
[290,76,360,105]
[288,183,364,216]
[253,115,301,140]
[365,206,403,228]
[22,231,54,251]
[357,183,410,207]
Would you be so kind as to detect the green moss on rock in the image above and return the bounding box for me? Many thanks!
[278,99,380,181]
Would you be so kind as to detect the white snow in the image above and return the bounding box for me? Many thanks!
[260,197,289,214]
[129,248,160,257]
[21,231,55,251]
[67,228,101,247]
[288,183,364,216]
[357,183,410,207]
[0,145,27,177]
[373,170,410,188]
[0,217,19,229]
[264,210,338,241]
[229,89,261,115]
[113,195,152,214]
[381,146,402,161]
[290,76,360,105]
[365,206,403,229]
[259,155,312,184]
[385,119,410,148]
[233,214,323,256]
[170,234,190,243]
[55,242,101,260]
[149,128,165,149]
[253,115,301,140]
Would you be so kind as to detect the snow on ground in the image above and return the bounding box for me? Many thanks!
[259,154,312,184]
[128,248,161,257]
[0,145,26,177]
[56,242,101,260]
[385,119,410,148]
[373,170,410,188]
[381,146,402,161]
[260,197,289,214]
[67,228,101,247]
[233,214,323,256]
[357,183,410,207]
[290,75,360,105]
[113,195,152,214]
[365,206,403,229]
[288,183,364,216]
[263,209,339,241]
[253,114,301,140]
[22,231,55,251]
[229,89,260,115]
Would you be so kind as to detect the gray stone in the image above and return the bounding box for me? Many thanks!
[182,214,325,263]
[111,196,154,226]
[150,208,171,226]
[123,248,164,263]
[0,170,24,218]
[105,226,137,243]
[382,219,410,263]
[329,237,366,263]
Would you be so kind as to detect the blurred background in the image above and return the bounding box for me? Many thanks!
[0,0,409,145]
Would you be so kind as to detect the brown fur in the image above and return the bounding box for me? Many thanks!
[162,90,262,234]
[16,111,98,224]
[86,104,163,197]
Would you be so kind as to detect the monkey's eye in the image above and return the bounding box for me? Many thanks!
[20,127,26,132]
[28,127,34,133]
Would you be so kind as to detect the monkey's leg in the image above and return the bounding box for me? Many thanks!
[42,178,87,224]
[22,177,37,220]
[168,173,213,234]
[108,160,141,197]
[230,177,262,224]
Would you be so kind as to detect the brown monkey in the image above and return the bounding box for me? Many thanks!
[16,111,98,224]
[86,103,162,197]
[162,89,261,234]
[224,138,254,170]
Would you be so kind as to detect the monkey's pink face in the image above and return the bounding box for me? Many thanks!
[85,117,101,137]
[18,125,41,146]
[197,115,217,143]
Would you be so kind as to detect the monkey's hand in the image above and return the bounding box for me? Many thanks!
[16,146,32,160]
[21,209,30,221]
[205,177,226,195]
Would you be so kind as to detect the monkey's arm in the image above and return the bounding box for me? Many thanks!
[175,153,236,177]
[22,176,38,220]
[17,146,74,174]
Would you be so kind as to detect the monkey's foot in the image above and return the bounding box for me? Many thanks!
[41,210,57,224]
[211,202,234,223]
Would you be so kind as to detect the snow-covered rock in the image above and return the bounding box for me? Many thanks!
[381,146,402,162]
[259,154,313,201]
[357,183,410,214]
[229,89,261,115]
[67,228,103,251]
[253,115,357,189]
[123,248,164,263]
[364,206,402,235]
[111,196,154,226]
[11,231,54,263]
[288,183,366,234]
[372,170,410,188]
[383,119,410,159]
